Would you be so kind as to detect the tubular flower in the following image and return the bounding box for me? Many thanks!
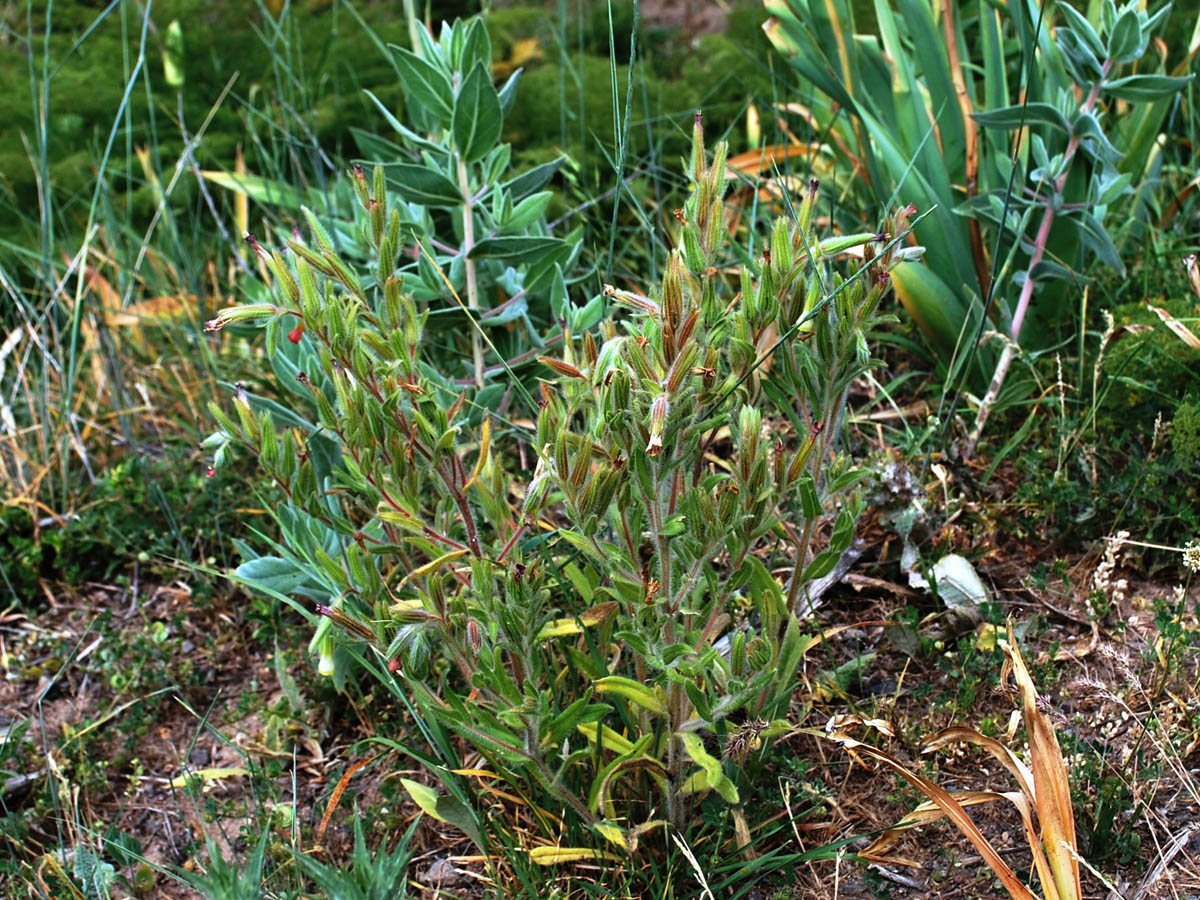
[646,394,669,457]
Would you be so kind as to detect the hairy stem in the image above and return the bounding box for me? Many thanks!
[457,155,485,388]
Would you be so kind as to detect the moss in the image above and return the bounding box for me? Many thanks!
[48,150,96,198]
[680,31,776,116]
[1172,397,1200,468]
[0,0,410,249]
[1098,297,1200,439]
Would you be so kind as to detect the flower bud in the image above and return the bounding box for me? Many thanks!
[317,634,335,677]
[691,110,705,186]
[747,637,771,669]
[662,253,683,330]
[798,179,819,235]
[646,394,669,457]
[467,620,482,654]
[539,356,587,379]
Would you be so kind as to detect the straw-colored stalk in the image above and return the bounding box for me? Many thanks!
[826,621,1082,900]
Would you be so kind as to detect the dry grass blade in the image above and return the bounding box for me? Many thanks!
[824,620,1086,900]
[860,789,1014,863]
[922,726,1035,799]
[725,142,825,179]
[825,730,1040,900]
[1001,622,1083,900]
[1146,303,1200,351]
[315,756,375,848]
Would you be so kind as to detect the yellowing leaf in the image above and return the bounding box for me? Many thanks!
[976,622,999,652]
[576,722,635,756]
[536,601,618,640]
[449,768,500,779]
[400,778,446,823]
[1147,303,1200,350]
[594,675,667,714]
[679,732,739,804]
[398,548,470,588]
[594,822,628,850]
[528,846,621,865]
[196,170,317,211]
[1001,623,1082,900]
[170,767,248,788]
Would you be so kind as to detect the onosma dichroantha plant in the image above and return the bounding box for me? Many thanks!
[205,15,914,856]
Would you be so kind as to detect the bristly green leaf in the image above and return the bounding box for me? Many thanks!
[1055,1,1106,61]
[1078,210,1125,274]
[453,62,503,164]
[460,17,492,71]
[1056,27,1105,83]
[497,67,523,115]
[210,107,884,848]
[1071,111,1123,164]
[503,156,563,200]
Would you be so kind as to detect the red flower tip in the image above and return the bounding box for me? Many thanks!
[206,466,216,478]
[287,323,305,343]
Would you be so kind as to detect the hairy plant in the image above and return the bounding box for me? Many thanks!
[204,43,907,851]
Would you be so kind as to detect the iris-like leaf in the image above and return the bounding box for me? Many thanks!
[972,103,1071,134]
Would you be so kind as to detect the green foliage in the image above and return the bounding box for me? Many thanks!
[1099,297,1200,436]
[179,830,271,900]
[1172,396,1200,466]
[998,294,1200,545]
[498,3,777,185]
[295,815,418,900]
[764,0,1194,391]
[204,14,905,848]
[0,450,271,598]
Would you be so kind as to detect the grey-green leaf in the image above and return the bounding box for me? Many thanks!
[1071,111,1122,164]
[497,68,523,115]
[1056,28,1104,83]
[1106,8,1142,63]
[453,62,503,164]
[1055,2,1105,61]
[389,44,454,125]
[503,156,563,200]
[1103,73,1195,101]
[380,162,463,208]
[470,235,568,265]
[1079,211,1124,274]
[460,16,492,72]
